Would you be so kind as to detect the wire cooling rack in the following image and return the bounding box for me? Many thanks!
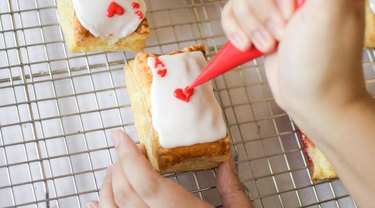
[1,0,375,207]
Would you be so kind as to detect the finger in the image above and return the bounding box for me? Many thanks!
[111,163,149,208]
[247,0,285,40]
[112,130,212,208]
[233,0,276,52]
[98,166,117,208]
[222,0,252,51]
[216,157,254,208]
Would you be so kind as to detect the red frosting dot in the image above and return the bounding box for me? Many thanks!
[135,10,144,19]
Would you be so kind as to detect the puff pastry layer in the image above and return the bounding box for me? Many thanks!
[125,45,231,174]
[57,0,150,52]
[297,130,337,181]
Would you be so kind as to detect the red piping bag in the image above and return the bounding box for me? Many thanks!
[185,0,305,92]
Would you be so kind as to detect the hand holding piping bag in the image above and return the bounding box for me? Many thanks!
[222,0,367,115]
[223,0,375,206]
[183,0,304,97]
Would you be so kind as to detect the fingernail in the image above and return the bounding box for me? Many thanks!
[267,18,284,40]
[106,165,113,176]
[230,32,250,51]
[252,28,274,52]
[112,130,122,148]
[86,201,99,208]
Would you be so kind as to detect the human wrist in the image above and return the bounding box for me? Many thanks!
[288,90,373,140]
[287,65,368,120]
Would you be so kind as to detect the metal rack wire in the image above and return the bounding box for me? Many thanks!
[1,0,374,207]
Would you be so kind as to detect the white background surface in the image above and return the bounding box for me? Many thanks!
[1,0,374,207]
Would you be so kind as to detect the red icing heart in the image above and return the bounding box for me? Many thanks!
[107,2,125,18]
[157,69,167,77]
[174,87,194,102]
[132,2,140,9]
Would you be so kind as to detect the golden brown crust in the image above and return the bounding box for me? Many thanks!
[125,44,231,174]
[366,0,375,48]
[157,138,231,172]
[308,147,337,181]
[57,0,150,52]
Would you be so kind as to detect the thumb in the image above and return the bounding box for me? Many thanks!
[216,157,253,208]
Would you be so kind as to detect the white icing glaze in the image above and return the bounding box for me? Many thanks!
[149,52,227,149]
[370,0,375,14]
[72,0,146,43]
